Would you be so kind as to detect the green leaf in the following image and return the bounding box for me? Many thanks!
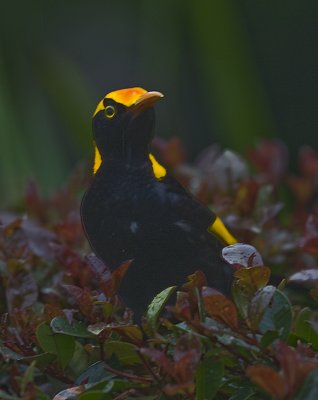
[69,341,93,377]
[248,285,276,330]
[258,289,293,340]
[293,368,318,399]
[196,358,223,400]
[51,316,94,338]
[145,286,176,335]
[294,308,318,349]
[19,352,56,368]
[102,379,143,393]
[36,322,75,369]
[21,361,36,394]
[79,379,143,398]
[75,362,113,385]
[104,341,142,366]
[259,331,280,348]
[232,280,250,320]
[78,391,112,400]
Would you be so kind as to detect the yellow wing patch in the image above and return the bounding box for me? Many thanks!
[208,216,237,245]
[149,153,167,179]
[93,146,166,179]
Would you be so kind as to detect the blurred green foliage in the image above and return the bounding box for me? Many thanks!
[0,0,317,203]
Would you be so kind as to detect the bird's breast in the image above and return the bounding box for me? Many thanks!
[81,170,176,267]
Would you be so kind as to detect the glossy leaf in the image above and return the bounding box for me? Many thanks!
[248,285,276,330]
[75,361,113,385]
[104,340,141,366]
[222,243,263,267]
[289,269,318,283]
[51,316,94,338]
[145,285,177,335]
[258,289,292,340]
[87,323,142,342]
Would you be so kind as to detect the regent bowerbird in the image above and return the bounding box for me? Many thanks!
[81,87,236,317]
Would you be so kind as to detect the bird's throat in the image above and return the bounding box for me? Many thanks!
[93,143,166,179]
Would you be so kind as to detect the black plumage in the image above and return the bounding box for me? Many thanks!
[81,88,233,316]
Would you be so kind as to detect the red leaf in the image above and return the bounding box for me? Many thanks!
[182,271,207,292]
[173,334,201,382]
[140,348,174,376]
[103,260,133,297]
[246,364,287,400]
[168,291,192,320]
[202,287,238,329]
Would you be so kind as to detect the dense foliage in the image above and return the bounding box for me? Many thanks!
[1,139,318,399]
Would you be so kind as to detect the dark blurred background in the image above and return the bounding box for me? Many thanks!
[1,0,317,204]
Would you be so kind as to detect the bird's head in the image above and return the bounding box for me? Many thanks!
[92,87,164,173]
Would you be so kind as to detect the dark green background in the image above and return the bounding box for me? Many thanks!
[1,0,317,203]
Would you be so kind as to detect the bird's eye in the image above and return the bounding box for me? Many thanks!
[104,105,116,119]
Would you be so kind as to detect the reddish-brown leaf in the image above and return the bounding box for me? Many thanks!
[182,271,207,292]
[275,341,318,396]
[246,364,287,400]
[173,334,201,382]
[168,291,192,320]
[140,348,174,376]
[202,287,238,329]
[103,259,133,297]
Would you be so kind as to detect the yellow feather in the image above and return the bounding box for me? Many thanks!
[93,144,102,174]
[208,216,237,245]
[149,153,167,179]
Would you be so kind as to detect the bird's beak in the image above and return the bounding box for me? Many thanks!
[132,91,164,112]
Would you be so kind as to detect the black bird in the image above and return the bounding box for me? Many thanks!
[81,87,236,316]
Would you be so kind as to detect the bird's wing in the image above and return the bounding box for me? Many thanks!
[161,175,236,246]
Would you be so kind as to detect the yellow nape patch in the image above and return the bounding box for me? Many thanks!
[149,153,167,179]
[208,216,237,245]
[93,144,102,174]
[106,87,147,107]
